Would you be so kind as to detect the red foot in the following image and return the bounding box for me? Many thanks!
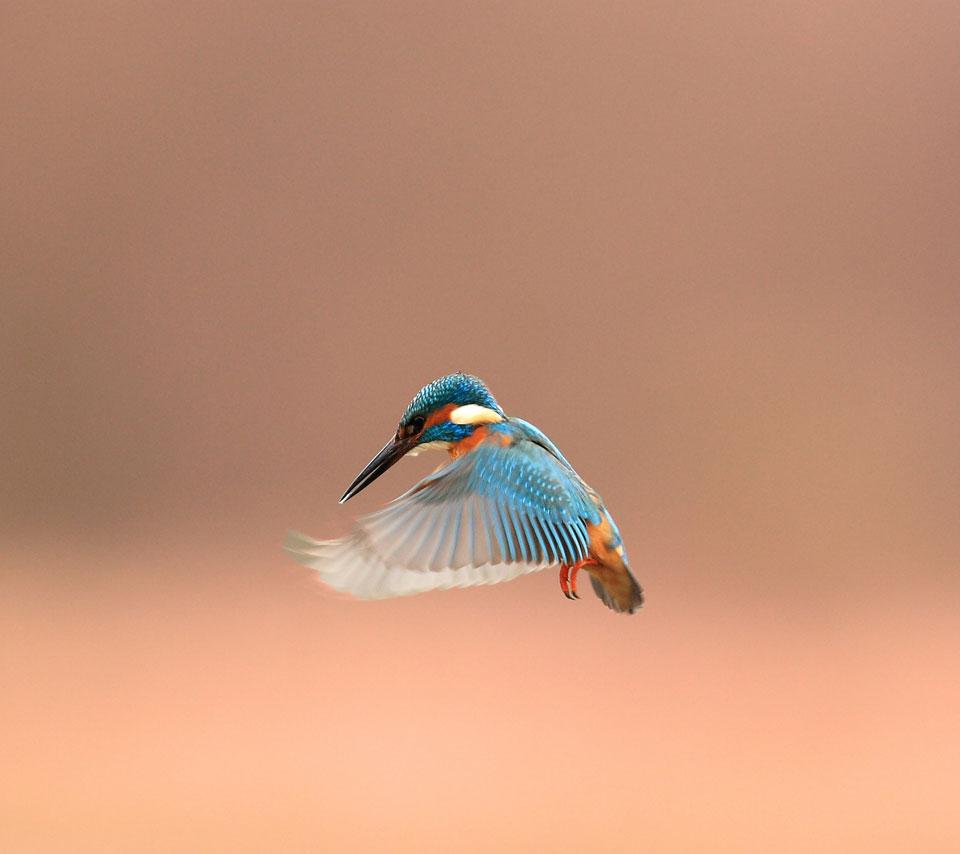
[559,558,599,601]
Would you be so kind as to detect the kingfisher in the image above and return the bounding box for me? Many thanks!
[284,373,643,614]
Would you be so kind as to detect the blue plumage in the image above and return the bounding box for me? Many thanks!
[285,373,643,613]
[420,421,473,445]
[385,429,601,569]
[401,372,503,423]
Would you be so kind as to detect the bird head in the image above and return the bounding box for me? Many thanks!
[339,373,504,503]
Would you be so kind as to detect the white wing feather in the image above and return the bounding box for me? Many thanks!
[284,530,545,599]
[285,437,597,600]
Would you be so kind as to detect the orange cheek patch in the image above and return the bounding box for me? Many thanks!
[424,403,456,430]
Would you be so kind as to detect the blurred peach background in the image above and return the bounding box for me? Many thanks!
[3,2,959,852]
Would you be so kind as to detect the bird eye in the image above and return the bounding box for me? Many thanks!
[400,416,425,439]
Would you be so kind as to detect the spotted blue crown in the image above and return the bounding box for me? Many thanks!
[401,373,504,423]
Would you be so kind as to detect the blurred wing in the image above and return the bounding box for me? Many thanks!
[285,439,601,600]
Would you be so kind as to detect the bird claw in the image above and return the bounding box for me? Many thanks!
[559,559,599,601]
[559,563,582,600]
[568,562,581,599]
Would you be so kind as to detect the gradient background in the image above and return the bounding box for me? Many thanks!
[3,3,959,852]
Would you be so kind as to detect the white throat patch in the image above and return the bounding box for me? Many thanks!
[407,440,452,457]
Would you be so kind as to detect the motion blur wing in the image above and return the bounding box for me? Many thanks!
[285,438,600,599]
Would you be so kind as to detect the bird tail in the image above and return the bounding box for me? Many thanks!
[588,554,644,615]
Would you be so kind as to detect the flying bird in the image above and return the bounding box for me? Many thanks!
[284,373,643,613]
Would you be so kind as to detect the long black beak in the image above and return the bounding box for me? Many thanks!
[339,436,414,503]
